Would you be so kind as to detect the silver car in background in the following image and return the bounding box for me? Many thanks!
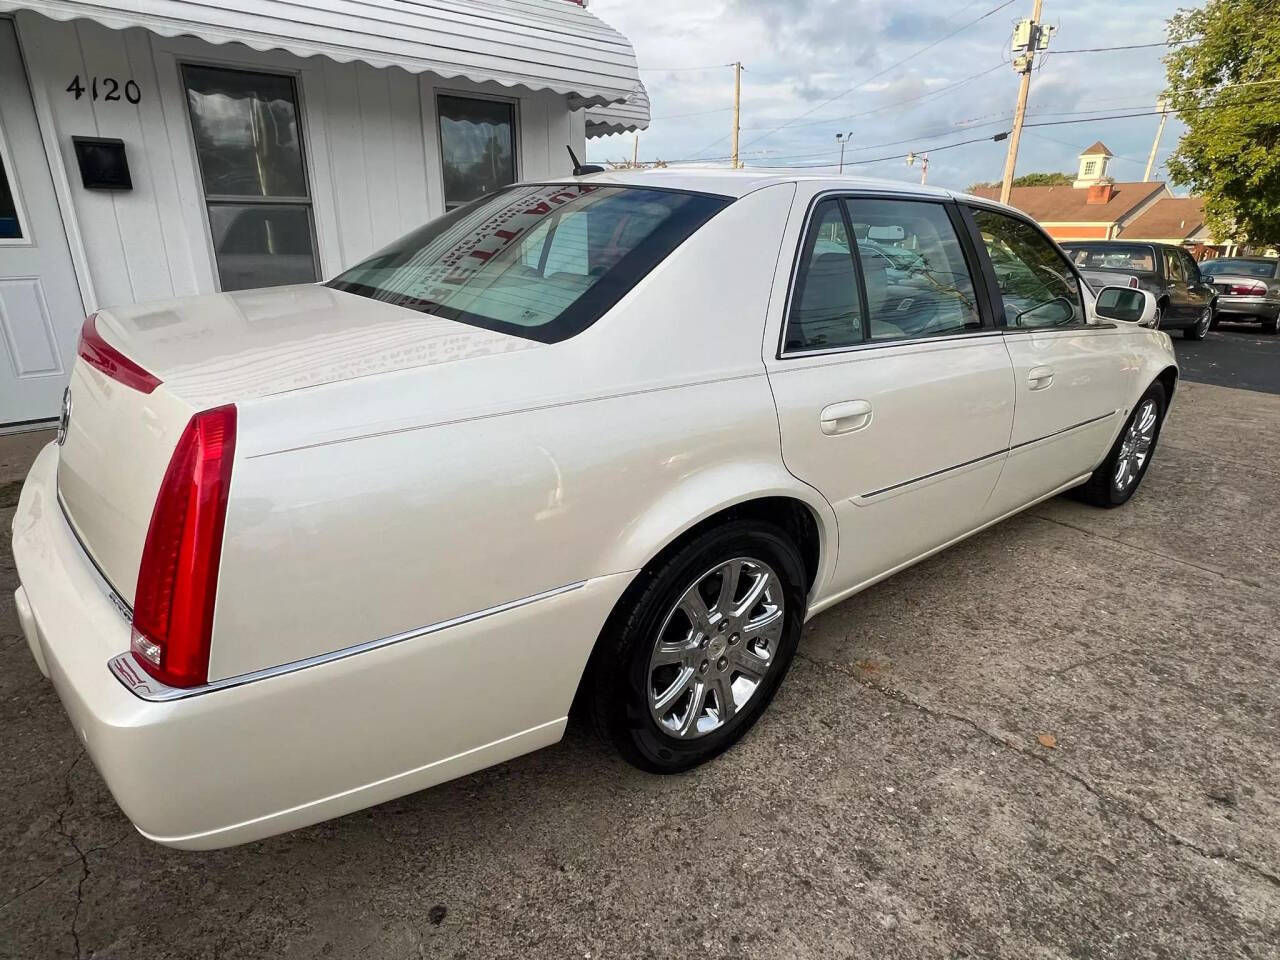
[1199,258,1280,334]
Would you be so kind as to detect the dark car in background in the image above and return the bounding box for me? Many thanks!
[1199,257,1280,334]
[1062,241,1216,340]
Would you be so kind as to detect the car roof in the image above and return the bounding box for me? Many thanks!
[547,166,965,203]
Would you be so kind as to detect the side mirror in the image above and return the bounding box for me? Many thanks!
[1095,286,1159,327]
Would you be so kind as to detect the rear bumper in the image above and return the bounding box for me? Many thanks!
[12,442,627,849]
[1215,297,1280,320]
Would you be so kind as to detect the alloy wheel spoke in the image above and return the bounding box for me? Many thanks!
[732,568,772,619]
[654,667,696,714]
[743,604,783,641]
[714,676,736,722]
[651,643,691,668]
[714,559,744,617]
[679,587,713,634]
[677,680,709,737]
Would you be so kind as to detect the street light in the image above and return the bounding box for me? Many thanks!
[835,131,853,173]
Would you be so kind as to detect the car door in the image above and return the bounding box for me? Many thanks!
[764,191,1015,598]
[963,205,1138,515]
[1178,249,1214,318]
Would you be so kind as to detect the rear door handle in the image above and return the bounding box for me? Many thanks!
[1027,365,1054,390]
[820,399,873,435]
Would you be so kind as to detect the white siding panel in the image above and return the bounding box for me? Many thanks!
[15,16,583,309]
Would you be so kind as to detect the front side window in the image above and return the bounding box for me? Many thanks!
[329,184,729,343]
[972,208,1084,328]
[1166,248,1185,282]
[183,65,318,291]
[848,198,981,341]
[438,95,517,211]
[784,200,865,352]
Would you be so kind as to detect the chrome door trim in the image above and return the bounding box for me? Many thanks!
[108,580,587,702]
[856,409,1117,500]
[860,447,1007,499]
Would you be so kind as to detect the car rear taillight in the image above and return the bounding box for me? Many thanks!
[130,405,237,688]
[78,313,161,393]
[1129,277,1139,289]
[1226,281,1267,296]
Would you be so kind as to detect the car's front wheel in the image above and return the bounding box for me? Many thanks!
[1076,382,1166,508]
[586,519,806,773]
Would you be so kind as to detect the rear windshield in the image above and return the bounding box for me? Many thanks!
[1063,245,1155,272]
[1200,259,1276,278]
[328,184,730,342]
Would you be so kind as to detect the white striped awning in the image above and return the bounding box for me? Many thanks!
[0,0,640,108]
[585,81,650,138]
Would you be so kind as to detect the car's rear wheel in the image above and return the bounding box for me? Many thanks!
[1183,306,1211,340]
[1076,382,1166,508]
[1263,313,1279,335]
[586,520,806,773]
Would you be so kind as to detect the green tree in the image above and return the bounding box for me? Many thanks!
[1164,0,1280,246]
[966,172,1073,191]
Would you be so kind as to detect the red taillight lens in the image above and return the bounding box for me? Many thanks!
[131,405,237,688]
[1227,281,1266,296]
[78,313,161,394]
[1129,276,1140,289]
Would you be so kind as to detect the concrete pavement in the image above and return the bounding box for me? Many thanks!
[1,372,1277,958]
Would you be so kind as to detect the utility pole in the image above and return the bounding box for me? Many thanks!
[999,0,1053,204]
[836,131,853,173]
[1143,97,1169,182]
[731,62,742,169]
[632,134,639,169]
[906,150,929,184]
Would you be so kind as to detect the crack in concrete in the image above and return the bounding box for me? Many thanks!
[796,651,1280,891]
[1030,513,1263,590]
[52,750,89,960]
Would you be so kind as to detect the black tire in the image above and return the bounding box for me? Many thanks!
[585,519,806,773]
[1183,306,1211,340]
[1076,381,1166,508]
[1263,314,1279,335]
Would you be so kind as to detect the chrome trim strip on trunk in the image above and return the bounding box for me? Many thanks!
[108,580,587,702]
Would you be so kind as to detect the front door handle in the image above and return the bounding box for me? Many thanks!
[820,399,873,435]
[1027,365,1054,390]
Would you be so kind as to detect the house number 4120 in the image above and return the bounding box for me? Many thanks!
[66,76,142,104]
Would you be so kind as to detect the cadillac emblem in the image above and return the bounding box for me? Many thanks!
[56,387,72,446]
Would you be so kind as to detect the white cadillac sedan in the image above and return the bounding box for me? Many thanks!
[12,170,1175,849]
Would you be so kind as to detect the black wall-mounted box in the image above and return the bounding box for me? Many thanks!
[72,137,132,190]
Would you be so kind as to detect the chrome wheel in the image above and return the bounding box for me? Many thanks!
[1114,399,1158,493]
[647,557,785,739]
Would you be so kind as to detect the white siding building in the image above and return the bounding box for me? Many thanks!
[0,0,647,424]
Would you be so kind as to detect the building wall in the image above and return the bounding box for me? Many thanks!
[13,12,585,313]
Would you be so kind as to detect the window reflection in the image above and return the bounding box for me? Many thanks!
[183,65,318,291]
[438,95,517,210]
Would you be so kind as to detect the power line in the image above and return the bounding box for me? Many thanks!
[738,0,1019,151]
[1050,39,1193,54]
[640,63,736,72]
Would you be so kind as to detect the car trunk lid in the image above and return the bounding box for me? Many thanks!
[56,285,537,601]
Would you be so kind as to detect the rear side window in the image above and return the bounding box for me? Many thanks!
[329,184,729,343]
[785,199,866,352]
[972,208,1085,328]
[1064,245,1156,272]
[847,198,981,341]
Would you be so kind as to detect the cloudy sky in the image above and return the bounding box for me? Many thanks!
[585,0,1192,193]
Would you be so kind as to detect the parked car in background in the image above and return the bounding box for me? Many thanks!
[1062,241,1216,339]
[1198,257,1280,334]
[13,171,1177,849]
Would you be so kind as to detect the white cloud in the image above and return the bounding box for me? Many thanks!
[587,0,1187,190]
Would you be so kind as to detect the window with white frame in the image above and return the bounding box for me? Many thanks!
[437,94,517,211]
[182,65,319,291]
